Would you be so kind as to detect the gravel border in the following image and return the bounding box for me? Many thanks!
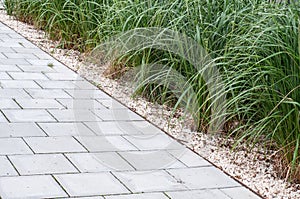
[0,10,299,199]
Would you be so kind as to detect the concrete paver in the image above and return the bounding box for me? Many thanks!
[64,89,110,99]
[36,80,78,89]
[93,109,144,121]
[83,121,144,136]
[16,99,64,109]
[0,123,46,137]
[24,137,87,153]
[119,150,187,170]
[3,109,56,122]
[123,134,184,150]
[0,22,261,199]
[25,88,72,99]
[54,173,130,196]
[8,72,48,80]
[167,167,240,189]
[9,154,78,175]
[112,170,187,192]
[38,122,95,136]
[75,136,138,152]
[168,148,211,167]
[56,99,106,109]
[65,152,134,172]
[48,109,102,122]
[0,175,67,198]
[0,80,41,88]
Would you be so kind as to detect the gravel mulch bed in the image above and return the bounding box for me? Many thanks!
[1,10,299,199]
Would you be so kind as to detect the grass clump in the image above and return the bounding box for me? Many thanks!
[4,0,300,182]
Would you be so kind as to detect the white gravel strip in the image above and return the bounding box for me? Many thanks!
[1,11,299,199]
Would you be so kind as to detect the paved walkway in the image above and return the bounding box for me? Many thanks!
[0,22,261,199]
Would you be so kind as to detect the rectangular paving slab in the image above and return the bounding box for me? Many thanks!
[112,170,187,192]
[24,137,87,153]
[166,167,241,189]
[54,173,130,196]
[9,154,78,175]
[0,175,67,198]
[65,152,134,172]
[0,123,46,137]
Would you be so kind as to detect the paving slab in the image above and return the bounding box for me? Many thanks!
[3,109,56,122]
[3,52,38,59]
[65,89,110,99]
[17,64,56,72]
[9,154,78,175]
[112,170,187,192]
[25,88,72,99]
[93,109,145,121]
[0,123,46,137]
[168,148,211,167]
[84,121,144,136]
[36,80,79,89]
[123,134,184,150]
[0,175,67,198]
[65,152,134,172]
[8,72,48,80]
[38,122,95,136]
[0,80,41,88]
[74,136,138,152]
[54,173,130,196]
[119,150,186,170]
[16,98,64,109]
[96,99,127,109]
[72,80,98,89]
[166,167,240,189]
[0,22,261,199]
[24,137,87,153]
[45,73,83,81]
[48,109,102,122]
[57,98,106,109]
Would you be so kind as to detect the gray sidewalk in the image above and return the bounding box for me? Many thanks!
[0,22,261,199]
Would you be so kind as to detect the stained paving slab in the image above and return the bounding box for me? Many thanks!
[0,22,261,198]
